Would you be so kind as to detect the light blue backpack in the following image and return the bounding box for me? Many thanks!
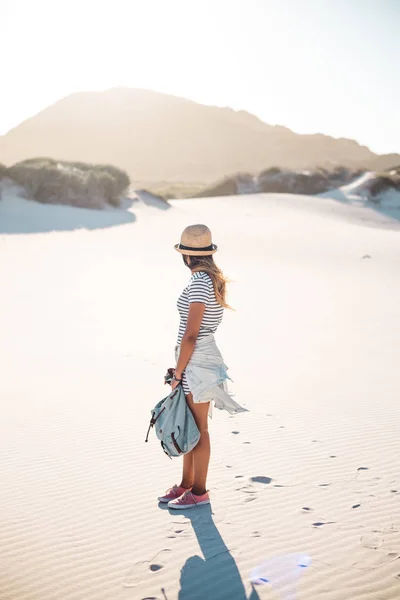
[145,385,200,458]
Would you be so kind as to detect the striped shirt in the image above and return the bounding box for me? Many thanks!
[177,271,224,345]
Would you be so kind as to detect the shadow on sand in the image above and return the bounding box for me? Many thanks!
[160,504,260,600]
[134,190,171,210]
[0,192,140,235]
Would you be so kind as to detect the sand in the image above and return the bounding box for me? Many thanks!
[0,186,399,600]
[321,172,400,219]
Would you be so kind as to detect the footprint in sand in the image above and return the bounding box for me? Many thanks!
[250,476,272,485]
[235,475,244,479]
[232,431,240,435]
[361,531,383,549]
[352,504,361,509]
[302,507,313,512]
[312,521,334,527]
[242,441,251,444]
[124,549,172,587]
[357,467,369,471]
[237,485,257,494]
[166,527,187,539]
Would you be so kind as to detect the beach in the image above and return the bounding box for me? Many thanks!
[1,190,399,599]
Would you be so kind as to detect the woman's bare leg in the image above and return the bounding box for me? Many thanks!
[180,451,194,489]
[183,393,210,495]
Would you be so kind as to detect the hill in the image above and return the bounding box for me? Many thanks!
[0,88,398,182]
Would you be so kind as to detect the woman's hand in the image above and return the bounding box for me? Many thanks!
[171,378,180,391]
[170,372,182,391]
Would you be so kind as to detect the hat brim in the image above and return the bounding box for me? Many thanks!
[174,243,218,256]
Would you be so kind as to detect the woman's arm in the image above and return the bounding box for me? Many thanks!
[172,302,205,388]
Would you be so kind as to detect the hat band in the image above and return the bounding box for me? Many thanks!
[179,243,214,252]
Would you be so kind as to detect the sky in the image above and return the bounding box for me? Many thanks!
[1,0,399,154]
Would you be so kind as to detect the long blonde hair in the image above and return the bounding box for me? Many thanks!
[183,255,233,309]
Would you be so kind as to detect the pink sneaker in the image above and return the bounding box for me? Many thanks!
[168,490,210,509]
[158,484,192,504]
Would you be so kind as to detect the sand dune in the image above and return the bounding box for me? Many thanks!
[321,172,400,219]
[0,190,399,600]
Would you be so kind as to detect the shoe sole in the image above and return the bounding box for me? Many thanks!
[168,499,210,509]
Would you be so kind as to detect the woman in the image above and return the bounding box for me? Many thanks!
[159,224,246,510]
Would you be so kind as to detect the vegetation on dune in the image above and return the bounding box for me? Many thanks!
[369,172,400,197]
[193,177,238,198]
[139,182,206,200]
[3,155,399,208]
[152,166,399,201]
[7,158,130,209]
[259,166,282,178]
[0,163,8,179]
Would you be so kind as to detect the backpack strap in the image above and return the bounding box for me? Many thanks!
[171,432,183,454]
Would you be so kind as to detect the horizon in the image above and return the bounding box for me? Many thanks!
[1,0,399,155]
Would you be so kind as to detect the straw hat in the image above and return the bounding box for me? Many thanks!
[174,224,218,256]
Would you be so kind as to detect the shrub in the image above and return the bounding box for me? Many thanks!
[16,157,58,167]
[7,159,130,209]
[369,174,400,197]
[259,166,282,178]
[139,183,207,199]
[95,164,130,195]
[0,163,8,179]
[194,177,237,198]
